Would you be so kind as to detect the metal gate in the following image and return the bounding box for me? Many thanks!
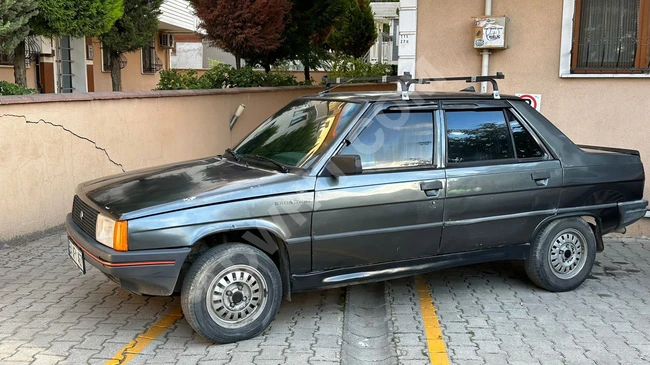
[58,36,74,93]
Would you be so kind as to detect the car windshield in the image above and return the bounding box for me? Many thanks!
[233,99,363,169]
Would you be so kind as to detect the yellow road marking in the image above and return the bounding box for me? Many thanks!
[105,306,183,365]
[415,275,450,365]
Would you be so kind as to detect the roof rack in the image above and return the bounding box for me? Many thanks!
[321,72,505,101]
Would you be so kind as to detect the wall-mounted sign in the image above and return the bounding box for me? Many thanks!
[516,93,542,112]
[473,16,507,49]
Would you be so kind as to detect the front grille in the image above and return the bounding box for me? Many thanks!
[72,195,99,238]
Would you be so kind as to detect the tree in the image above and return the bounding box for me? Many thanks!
[281,0,346,81]
[0,0,38,53]
[100,0,163,91]
[0,0,38,87]
[9,0,123,87]
[191,0,291,70]
[327,0,377,59]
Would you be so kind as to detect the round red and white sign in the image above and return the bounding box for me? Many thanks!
[518,94,537,109]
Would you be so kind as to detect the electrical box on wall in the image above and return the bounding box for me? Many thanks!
[473,16,507,49]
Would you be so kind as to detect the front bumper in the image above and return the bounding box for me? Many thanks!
[617,200,649,230]
[65,214,191,296]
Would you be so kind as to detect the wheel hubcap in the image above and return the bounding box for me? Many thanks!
[548,229,588,279]
[206,265,268,328]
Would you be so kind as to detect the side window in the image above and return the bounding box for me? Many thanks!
[507,111,545,159]
[446,110,513,163]
[341,111,434,170]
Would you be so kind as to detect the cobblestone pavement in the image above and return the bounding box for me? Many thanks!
[1,233,649,365]
[418,237,650,365]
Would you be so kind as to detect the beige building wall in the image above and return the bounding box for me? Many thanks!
[0,65,38,90]
[91,34,171,93]
[0,83,392,243]
[416,0,650,235]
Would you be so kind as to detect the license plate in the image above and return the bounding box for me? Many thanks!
[68,238,86,274]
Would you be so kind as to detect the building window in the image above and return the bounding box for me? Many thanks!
[101,44,111,72]
[142,39,157,74]
[571,0,650,74]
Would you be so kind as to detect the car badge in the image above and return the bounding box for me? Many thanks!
[80,211,84,220]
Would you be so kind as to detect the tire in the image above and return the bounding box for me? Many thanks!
[524,218,596,292]
[181,243,282,343]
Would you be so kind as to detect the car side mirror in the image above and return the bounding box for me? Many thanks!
[325,155,362,177]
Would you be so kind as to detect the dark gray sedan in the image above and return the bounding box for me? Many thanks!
[65,85,647,343]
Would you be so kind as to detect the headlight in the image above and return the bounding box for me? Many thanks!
[96,214,128,251]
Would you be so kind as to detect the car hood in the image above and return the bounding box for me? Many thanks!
[79,156,313,220]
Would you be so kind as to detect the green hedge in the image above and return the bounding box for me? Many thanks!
[156,64,303,90]
[325,56,394,79]
[0,81,36,96]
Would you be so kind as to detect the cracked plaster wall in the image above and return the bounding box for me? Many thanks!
[0,84,392,242]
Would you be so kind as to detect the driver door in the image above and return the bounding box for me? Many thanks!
[312,107,445,271]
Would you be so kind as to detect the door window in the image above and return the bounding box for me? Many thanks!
[446,110,513,163]
[507,111,545,159]
[340,111,434,170]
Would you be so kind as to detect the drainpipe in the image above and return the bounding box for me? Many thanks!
[481,0,492,93]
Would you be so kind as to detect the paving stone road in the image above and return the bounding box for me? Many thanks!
[0,233,649,365]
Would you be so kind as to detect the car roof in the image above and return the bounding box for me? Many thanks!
[300,91,523,103]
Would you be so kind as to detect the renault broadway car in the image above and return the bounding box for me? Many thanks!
[65,73,647,343]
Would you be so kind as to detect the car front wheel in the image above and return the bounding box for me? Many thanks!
[181,243,282,343]
[525,218,596,292]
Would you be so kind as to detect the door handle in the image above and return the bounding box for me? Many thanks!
[531,171,550,187]
[420,180,443,197]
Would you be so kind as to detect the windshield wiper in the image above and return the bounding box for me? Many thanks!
[242,155,289,173]
[224,148,242,162]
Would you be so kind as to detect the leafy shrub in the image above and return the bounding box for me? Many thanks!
[198,62,233,89]
[156,69,202,90]
[156,62,299,90]
[325,56,394,79]
[0,81,36,96]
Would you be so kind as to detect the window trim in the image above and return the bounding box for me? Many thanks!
[560,0,650,78]
[337,108,437,173]
[443,108,550,168]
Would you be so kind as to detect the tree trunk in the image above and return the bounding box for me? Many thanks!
[110,52,122,91]
[263,63,271,73]
[235,55,241,69]
[303,57,310,81]
[13,41,27,87]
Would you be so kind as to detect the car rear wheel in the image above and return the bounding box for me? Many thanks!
[525,218,596,292]
[181,243,282,343]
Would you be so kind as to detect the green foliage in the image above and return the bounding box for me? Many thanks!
[156,69,203,90]
[199,62,232,89]
[31,0,124,38]
[326,56,394,79]
[327,0,377,59]
[0,81,36,95]
[156,63,301,90]
[247,0,347,79]
[101,0,162,55]
[0,0,38,54]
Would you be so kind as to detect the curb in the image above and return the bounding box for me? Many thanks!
[341,283,397,365]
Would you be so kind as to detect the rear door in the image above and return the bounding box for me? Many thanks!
[439,101,562,254]
[312,105,445,270]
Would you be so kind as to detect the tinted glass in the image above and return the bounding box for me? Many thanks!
[341,112,433,170]
[508,111,544,159]
[234,100,362,168]
[447,110,513,163]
